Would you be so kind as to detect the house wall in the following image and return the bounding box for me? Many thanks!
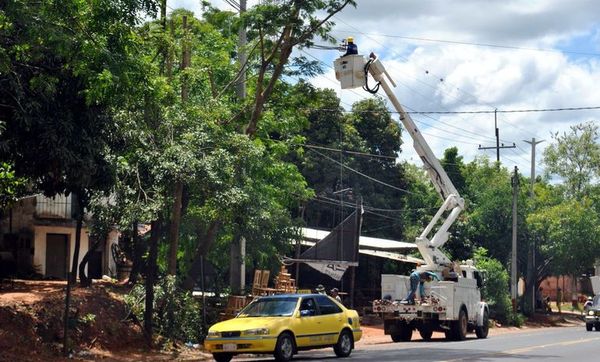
[33,225,89,276]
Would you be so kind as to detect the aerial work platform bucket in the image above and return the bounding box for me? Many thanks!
[333,54,366,89]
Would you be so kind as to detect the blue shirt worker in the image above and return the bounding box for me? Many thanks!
[404,270,439,304]
[344,37,358,56]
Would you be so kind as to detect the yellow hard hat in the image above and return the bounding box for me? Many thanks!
[347,36,354,43]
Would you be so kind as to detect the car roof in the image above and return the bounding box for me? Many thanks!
[257,293,323,299]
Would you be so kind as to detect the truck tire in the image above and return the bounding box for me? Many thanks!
[586,323,593,331]
[448,309,468,341]
[475,309,489,339]
[418,324,433,341]
[391,322,413,342]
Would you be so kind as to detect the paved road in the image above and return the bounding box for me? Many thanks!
[231,327,600,361]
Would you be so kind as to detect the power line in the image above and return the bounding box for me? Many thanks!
[334,30,600,58]
[303,144,397,160]
[306,147,418,195]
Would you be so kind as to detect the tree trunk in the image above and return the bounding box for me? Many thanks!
[167,182,183,275]
[182,220,221,291]
[144,219,160,344]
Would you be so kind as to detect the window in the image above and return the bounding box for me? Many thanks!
[300,297,317,316]
[315,295,342,315]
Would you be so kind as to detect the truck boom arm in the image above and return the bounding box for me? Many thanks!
[334,52,464,269]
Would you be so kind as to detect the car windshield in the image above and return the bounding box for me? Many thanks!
[237,297,298,317]
[593,295,600,307]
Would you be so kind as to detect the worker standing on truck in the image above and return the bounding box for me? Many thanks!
[404,270,439,305]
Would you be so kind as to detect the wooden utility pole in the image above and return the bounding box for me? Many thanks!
[524,138,543,314]
[478,109,516,166]
[511,166,519,312]
[349,198,362,309]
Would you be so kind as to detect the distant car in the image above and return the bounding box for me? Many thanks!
[204,293,362,362]
[585,294,600,331]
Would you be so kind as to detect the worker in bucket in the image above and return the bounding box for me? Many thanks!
[403,270,439,305]
[344,37,358,56]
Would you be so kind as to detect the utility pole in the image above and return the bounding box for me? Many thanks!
[478,109,516,165]
[524,138,543,314]
[511,166,519,312]
[230,0,247,295]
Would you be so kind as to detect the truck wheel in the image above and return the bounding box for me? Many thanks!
[333,330,353,357]
[274,332,295,362]
[475,309,489,339]
[399,323,413,341]
[212,353,233,362]
[448,309,468,341]
[586,323,593,331]
[595,323,600,332]
[391,333,402,342]
[418,325,433,341]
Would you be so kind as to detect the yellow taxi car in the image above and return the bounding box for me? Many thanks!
[204,293,362,362]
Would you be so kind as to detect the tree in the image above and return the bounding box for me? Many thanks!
[474,247,513,324]
[235,0,356,135]
[0,0,159,282]
[528,199,600,278]
[543,121,600,198]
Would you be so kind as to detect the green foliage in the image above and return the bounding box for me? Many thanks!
[125,276,205,343]
[543,121,600,198]
[474,247,513,324]
[79,313,96,325]
[0,162,26,210]
[527,198,600,276]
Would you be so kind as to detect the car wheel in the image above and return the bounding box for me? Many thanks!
[586,323,593,331]
[475,310,489,339]
[449,309,468,341]
[418,324,433,341]
[334,330,353,357]
[595,323,600,332]
[212,352,233,362]
[274,332,295,362]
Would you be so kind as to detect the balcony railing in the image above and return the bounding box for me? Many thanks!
[35,194,72,219]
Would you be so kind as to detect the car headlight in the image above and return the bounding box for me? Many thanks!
[207,330,220,338]
[244,328,270,336]
[589,310,595,316]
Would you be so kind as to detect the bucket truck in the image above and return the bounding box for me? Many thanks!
[333,45,489,341]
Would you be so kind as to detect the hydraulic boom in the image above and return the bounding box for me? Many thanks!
[334,52,464,271]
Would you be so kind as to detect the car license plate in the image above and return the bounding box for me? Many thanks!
[223,343,237,351]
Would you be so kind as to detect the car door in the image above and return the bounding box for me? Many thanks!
[313,295,345,346]
[294,296,322,348]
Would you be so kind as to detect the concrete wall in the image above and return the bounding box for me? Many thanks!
[33,225,89,276]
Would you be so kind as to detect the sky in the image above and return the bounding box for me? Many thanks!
[171,0,600,179]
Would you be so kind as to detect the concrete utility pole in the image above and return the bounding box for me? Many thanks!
[524,138,543,313]
[478,109,516,165]
[511,166,519,312]
[230,0,247,295]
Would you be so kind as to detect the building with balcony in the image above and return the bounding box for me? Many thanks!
[0,194,117,279]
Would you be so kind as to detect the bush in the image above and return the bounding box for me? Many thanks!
[474,247,514,325]
[124,275,205,344]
